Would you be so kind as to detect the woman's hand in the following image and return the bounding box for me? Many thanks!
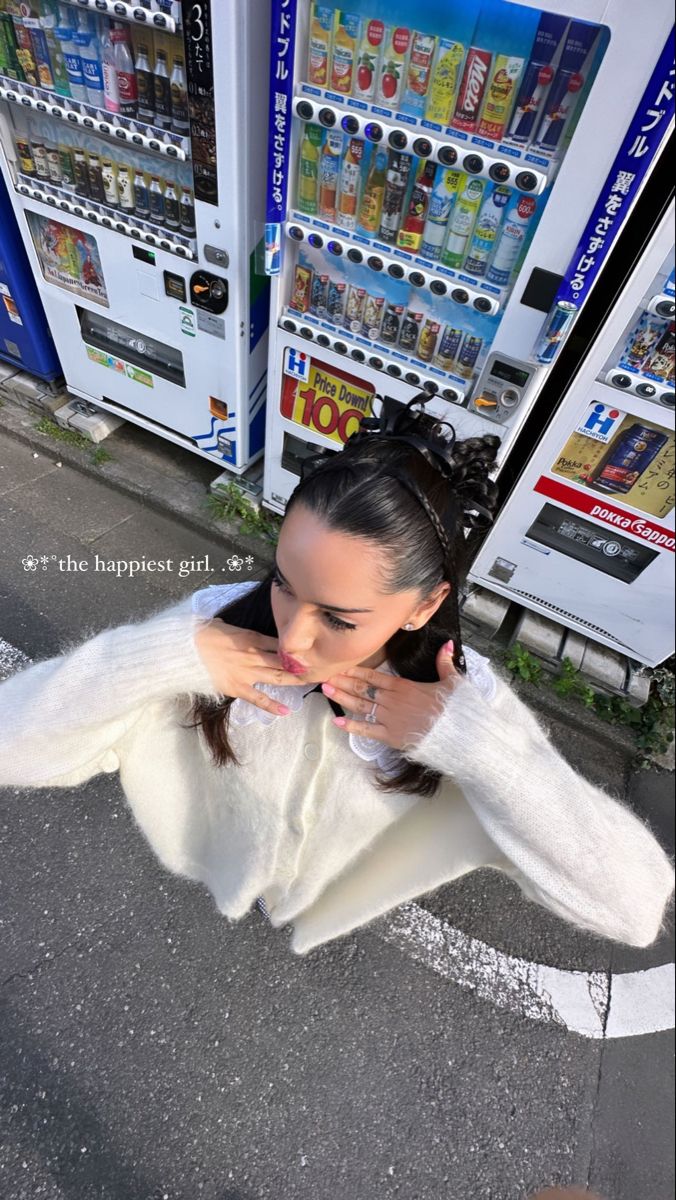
[194,620,307,717]
[322,640,462,750]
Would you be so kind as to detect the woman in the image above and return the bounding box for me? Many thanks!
[1,398,673,955]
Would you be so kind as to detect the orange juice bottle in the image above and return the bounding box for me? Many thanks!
[307,5,334,88]
[330,12,361,95]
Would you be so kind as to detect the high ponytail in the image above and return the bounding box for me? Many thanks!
[184,396,501,799]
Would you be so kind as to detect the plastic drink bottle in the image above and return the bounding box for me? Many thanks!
[111,24,137,118]
[297,124,323,216]
[100,19,120,114]
[135,44,155,124]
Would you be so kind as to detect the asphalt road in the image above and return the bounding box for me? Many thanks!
[1,431,674,1200]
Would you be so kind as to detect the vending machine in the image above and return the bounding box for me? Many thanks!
[0,168,61,378]
[467,201,674,667]
[261,0,674,513]
[0,0,271,472]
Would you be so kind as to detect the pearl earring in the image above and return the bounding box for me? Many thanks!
[403,623,415,631]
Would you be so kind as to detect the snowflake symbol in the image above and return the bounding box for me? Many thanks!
[22,555,40,572]
[245,556,255,571]
[226,555,244,572]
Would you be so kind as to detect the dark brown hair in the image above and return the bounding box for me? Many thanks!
[184,398,500,798]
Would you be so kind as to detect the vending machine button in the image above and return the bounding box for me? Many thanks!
[66,111,78,122]
[409,272,425,288]
[367,256,384,272]
[288,226,304,241]
[152,13,167,26]
[442,389,459,403]
[474,297,493,313]
[308,234,324,249]
[50,107,62,119]
[387,364,402,377]
[451,288,469,305]
[282,319,297,333]
[133,6,147,17]
[405,372,420,385]
[115,222,126,232]
[430,280,447,297]
[101,217,112,227]
[83,118,94,129]
[316,334,330,347]
[98,123,111,135]
[655,298,675,319]
[318,108,336,127]
[327,240,343,256]
[364,122,383,143]
[423,380,439,394]
[611,373,633,389]
[59,200,69,210]
[132,133,143,146]
[166,145,178,157]
[300,327,313,339]
[351,349,366,362]
[296,100,314,122]
[36,102,47,112]
[115,128,127,140]
[389,130,408,150]
[463,154,484,174]
[369,356,384,370]
[438,145,458,167]
[388,264,405,280]
[660,392,675,408]
[148,139,160,151]
[636,383,657,398]
[342,115,360,135]
[412,138,433,159]
[515,171,538,192]
[489,162,510,183]
[347,248,363,264]
[20,96,31,106]
[334,341,348,354]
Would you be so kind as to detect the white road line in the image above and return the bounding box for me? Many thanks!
[2,637,674,1040]
[378,902,675,1040]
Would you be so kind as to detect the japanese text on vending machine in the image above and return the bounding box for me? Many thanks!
[562,33,674,306]
[266,0,298,272]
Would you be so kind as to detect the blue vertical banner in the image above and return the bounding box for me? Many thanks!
[265,0,299,276]
[534,30,675,364]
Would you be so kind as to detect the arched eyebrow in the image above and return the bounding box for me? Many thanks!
[273,559,374,614]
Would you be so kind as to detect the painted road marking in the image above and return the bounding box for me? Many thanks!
[378,902,675,1040]
[2,638,674,1040]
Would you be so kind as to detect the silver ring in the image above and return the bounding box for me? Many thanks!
[365,702,378,725]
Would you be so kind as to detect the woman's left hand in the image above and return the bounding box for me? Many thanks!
[322,641,462,751]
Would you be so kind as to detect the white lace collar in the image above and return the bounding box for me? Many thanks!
[192,583,496,778]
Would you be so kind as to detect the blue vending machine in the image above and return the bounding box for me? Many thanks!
[0,172,61,383]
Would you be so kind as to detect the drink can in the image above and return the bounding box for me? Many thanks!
[506,12,568,143]
[456,334,483,379]
[463,184,511,277]
[399,310,424,353]
[345,284,367,332]
[418,319,441,362]
[362,293,385,339]
[477,55,525,141]
[435,325,463,370]
[327,280,347,323]
[535,301,577,363]
[591,425,669,495]
[380,302,404,344]
[452,47,492,133]
[310,272,330,316]
[290,264,312,313]
[15,138,36,177]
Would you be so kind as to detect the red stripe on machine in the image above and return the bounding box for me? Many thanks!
[534,476,675,552]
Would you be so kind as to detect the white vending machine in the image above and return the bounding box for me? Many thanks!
[261,0,674,514]
[0,0,271,472]
[468,201,674,667]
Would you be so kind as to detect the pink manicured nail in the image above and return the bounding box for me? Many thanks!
[278,705,291,716]
[322,683,336,696]
[333,717,347,727]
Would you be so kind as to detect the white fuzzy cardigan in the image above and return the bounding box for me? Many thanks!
[0,582,673,955]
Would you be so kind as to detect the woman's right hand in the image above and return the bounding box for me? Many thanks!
[193,620,308,716]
